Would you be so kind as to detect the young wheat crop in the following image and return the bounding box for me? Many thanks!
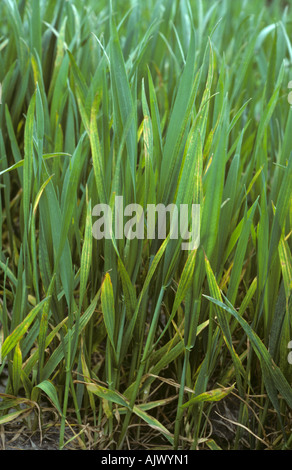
[0,0,292,450]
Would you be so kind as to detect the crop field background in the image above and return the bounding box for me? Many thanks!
[0,0,292,451]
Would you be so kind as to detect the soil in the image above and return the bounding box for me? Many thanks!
[0,426,60,450]
[0,367,62,450]
[0,366,283,450]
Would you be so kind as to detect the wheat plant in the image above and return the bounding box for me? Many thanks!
[0,0,292,450]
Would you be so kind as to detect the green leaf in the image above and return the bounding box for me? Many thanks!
[101,273,116,356]
[204,295,292,411]
[23,92,36,231]
[109,11,137,193]
[12,342,22,395]
[79,198,92,309]
[181,384,235,408]
[86,382,129,409]
[1,297,50,359]
[0,409,32,425]
[35,380,63,416]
